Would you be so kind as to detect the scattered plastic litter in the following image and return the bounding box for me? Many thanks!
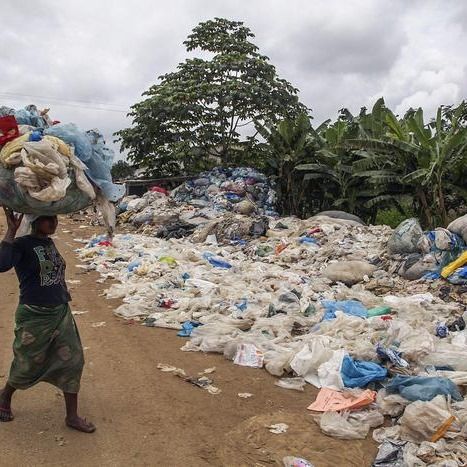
[91,321,106,328]
[282,457,314,467]
[77,196,467,465]
[238,392,253,398]
[267,423,289,434]
[275,377,306,391]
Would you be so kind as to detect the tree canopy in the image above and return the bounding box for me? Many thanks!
[116,18,307,176]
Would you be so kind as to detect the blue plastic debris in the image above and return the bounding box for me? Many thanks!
[386,375,463,402]
[341,355,387,388]
[376,343,409,368]
[321,300,368,321]
[177,321,201,337]
[203,252,232,269]
[235,299,248,312]
[298,237,319,245]
[127,260,141,272]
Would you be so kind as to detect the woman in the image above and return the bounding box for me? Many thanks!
[0,207,95,433]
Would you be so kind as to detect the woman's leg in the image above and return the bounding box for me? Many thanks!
[0,383,16,422]
[63,392,96,433]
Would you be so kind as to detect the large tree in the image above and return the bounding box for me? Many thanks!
[116,18,307,176]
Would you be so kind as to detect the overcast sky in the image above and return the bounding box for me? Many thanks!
[2,0,466,160]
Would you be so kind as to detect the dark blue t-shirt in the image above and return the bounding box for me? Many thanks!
[0,235,71,305]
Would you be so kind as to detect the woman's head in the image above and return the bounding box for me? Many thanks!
[31,216,58,236]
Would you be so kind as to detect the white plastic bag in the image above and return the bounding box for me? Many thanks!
[318,411,370,440]
[290,336,342,388]
[275,377,306,391]
[400,396,455,443]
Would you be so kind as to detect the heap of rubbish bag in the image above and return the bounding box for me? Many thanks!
[116,166,278,235]
[0,104,124,232]
[79,178,467,465]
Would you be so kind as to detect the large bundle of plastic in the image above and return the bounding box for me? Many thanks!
[172,167,278,216]
[0,105,124,217]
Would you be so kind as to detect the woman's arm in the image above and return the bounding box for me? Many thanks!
[0,207,24,272]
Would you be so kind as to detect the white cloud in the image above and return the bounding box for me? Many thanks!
[1,0,466,159]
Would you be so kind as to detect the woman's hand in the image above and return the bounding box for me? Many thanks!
[2,207,23,242]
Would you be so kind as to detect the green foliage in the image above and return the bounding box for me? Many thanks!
[111,160,135,181]
[116,18,307,176]
[116,17,467,226]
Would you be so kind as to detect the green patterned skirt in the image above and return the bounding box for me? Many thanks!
[8,304,84,393]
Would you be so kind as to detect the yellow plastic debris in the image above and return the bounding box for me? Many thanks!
[441,251,467,278]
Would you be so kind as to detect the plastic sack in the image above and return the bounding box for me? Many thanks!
[388,218,423,255]
[418,228,464,253]
[447,213,467,243]
[400,395,455,443]
[0,166,92,215]
[322,260,376,286]
[318,411,370,440]
[385,375,463,402]
[321,300,368,320]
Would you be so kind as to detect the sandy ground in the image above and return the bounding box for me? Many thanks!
[0,216,377,466]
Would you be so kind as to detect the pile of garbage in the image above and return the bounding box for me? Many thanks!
[79,191,467,464]
[172,167,278,216]
[116,167,278,236]
[389,217,467,286]
[0,104,123,230]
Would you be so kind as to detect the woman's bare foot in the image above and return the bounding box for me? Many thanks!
[65,416,96,433]
[0,391,14,422]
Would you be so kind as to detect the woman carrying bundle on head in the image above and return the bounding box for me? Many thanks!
[0,207,95,433]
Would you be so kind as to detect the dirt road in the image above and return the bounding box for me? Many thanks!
[0,217,377,466]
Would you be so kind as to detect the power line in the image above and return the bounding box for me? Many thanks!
[0,91,131,113]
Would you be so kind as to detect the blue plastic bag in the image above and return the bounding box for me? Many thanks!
[177,321,201,337]
[203,252,232,269]
[321,300,368,321]
[44,124,125,202]
[386,375,463,402]
[341,355,387,388]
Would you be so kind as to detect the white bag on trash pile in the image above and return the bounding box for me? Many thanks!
[290,337,344,389]
[376,389,410,417]
[447,213,467,243]
[400,396,455,443]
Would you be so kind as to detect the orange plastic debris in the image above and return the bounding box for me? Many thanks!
[307,387,377,412]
